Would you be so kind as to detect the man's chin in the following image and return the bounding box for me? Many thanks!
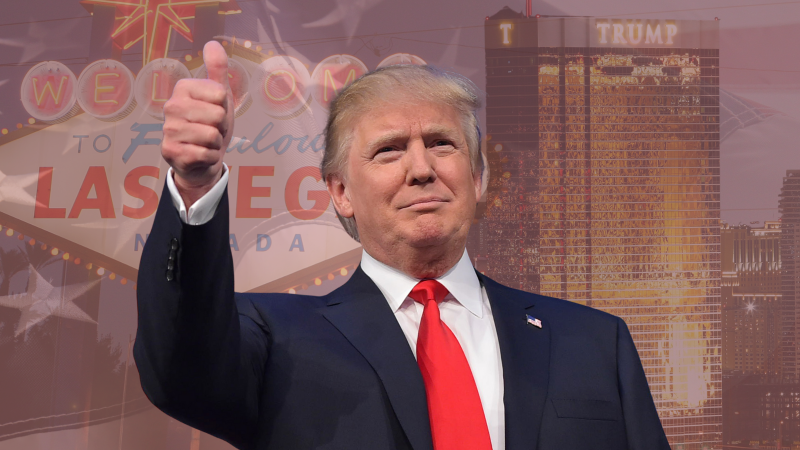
[403,226,453,249]
[398,216,468,250]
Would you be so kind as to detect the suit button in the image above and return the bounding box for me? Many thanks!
[166,270,175,282]
[167,260,175,271]
[170,238,179,251]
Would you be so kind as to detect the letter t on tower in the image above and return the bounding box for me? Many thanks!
[500,23,512,44]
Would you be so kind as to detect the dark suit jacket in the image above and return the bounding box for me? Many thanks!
[134,185,671,450]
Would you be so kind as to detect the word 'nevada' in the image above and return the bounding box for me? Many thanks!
[133,233,306,253]
[135,233,307,253]
[596,22,678,45]
[34,166,329,221]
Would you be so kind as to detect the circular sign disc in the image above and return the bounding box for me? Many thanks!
[195,57,251,117]
[77,59,136,120]
[21,61,78,122]
[310,54,367,110]
[376,53,427,68]
[135,58,191,120]
[250,55,312,119]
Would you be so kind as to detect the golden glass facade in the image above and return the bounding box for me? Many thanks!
[480,11,721,450]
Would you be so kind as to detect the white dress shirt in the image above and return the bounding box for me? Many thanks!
[167,168,506,449]
[166,165,230,226]
[360,250,505,450]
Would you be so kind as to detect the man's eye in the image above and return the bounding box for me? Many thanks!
[374,147,400,158]
[433,140,453,147]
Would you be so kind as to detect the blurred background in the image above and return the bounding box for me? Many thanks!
[0,1,798,449]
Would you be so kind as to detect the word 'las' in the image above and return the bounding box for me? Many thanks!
[34,165,329,221]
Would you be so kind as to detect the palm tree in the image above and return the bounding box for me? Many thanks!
[24,241,60,273]
[0,246,28,363]
[0,247,27,296]
[0,242,59,342]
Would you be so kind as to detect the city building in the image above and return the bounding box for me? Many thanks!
[781,170,800,382]
[477,9,721,449]
[721,221,782,377]
[723,374,800,449]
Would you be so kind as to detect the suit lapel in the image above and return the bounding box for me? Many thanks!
[322,267,433,450]
[480,273,551,450]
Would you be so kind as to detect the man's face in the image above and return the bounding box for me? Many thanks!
[327,99,482,261]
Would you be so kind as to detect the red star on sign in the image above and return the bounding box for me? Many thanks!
[81,0,241,65]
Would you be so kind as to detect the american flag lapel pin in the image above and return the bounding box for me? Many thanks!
[526,314,543,329]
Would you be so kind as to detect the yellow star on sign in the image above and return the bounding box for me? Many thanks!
[80,0,241,65]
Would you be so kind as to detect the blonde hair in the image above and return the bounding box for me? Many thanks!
[321,64,483,242]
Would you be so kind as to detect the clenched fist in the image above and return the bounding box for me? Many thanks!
[161,40,234,208]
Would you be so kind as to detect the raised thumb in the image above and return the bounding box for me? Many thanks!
[203,40,229,87]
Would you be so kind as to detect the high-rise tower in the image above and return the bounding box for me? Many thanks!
[721,222,782,376]
[479,9,721,449]
[780,170,800,381]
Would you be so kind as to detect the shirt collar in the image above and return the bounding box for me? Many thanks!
[359,248,483,318]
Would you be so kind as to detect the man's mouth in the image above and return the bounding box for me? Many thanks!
[402,197,447,209]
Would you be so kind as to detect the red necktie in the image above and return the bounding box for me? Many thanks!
[410,280,493,450]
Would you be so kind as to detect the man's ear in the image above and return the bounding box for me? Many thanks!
[326,173,354,218]
[473,165,483,201]
[473,150,488,201]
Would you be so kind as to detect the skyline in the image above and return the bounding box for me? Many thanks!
[0,1,798,449]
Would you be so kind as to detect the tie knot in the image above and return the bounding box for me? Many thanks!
[409,279,449,305]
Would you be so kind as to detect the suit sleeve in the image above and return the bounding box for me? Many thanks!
[133,183,268,450]
[616,317,671,450]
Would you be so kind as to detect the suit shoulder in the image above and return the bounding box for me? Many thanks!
[480,274,620,326]
[531,292,619,324]
[234,291,327,320]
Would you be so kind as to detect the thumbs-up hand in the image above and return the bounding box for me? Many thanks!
[162,40,234,208]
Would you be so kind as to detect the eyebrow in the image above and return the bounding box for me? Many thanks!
[365,125,460,150]
[366,130,408,150]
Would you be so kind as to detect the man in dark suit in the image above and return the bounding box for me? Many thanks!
[134,40,671,450]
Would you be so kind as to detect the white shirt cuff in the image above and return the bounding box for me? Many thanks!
[166,164,229,226]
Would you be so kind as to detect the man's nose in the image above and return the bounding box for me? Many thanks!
[405,141,436,185]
